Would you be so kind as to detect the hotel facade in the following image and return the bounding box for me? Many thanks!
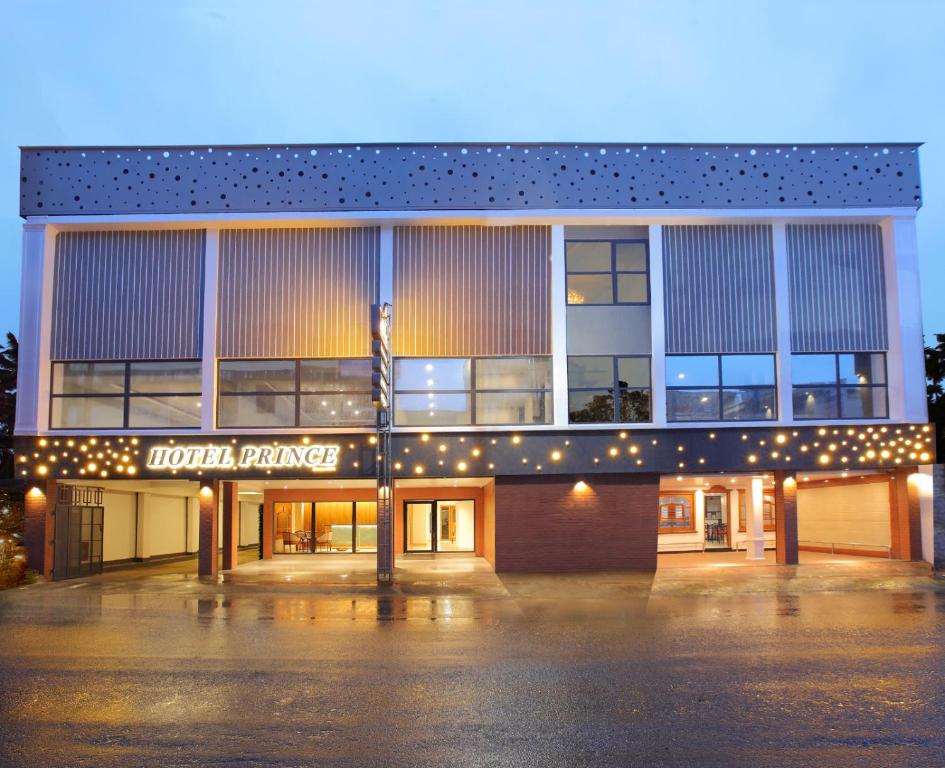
[13,142,937,581]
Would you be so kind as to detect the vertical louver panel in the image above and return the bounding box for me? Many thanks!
[51,229,205,360]
[217,227,379,358]
[663,225,776,353]
[787,224,888,352]
[393,225,551,356]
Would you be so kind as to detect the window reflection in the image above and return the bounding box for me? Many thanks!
[566,239,649,305]
[394,357,552,426]
[568,355,651,423]
[792,353,887,419]
[666,355,776,422]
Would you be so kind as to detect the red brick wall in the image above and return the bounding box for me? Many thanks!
[493,473,660,572]
[24,480,56,579]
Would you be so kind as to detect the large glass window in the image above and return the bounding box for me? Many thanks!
[792,353,887,419]
[666,354,776,422]
[273,500,377,554]
[394,357,552,426]
[566,240,649,305]
[658,494,695,534]
[50,361,201,429]
[218,358,372,428]
[567,355,651,423]
[738,491,776,532]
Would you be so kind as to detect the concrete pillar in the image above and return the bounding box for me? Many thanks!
[746,476,765,560]
[24,480,56,579]
[200,228,219,431]
[771,222,794,423]
[648,224,667,427]
[774,470,799,565]
[221,481,239,570]
[889,467,921,561]
[198,480,219,577]
[550,224,568,426]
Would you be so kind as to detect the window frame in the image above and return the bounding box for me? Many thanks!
[217,358,373,429]
[665,353,778,423]
[791,352,889,421]
[393,355,553,427]
[565,239,650,306]
[737,490,777,532]
[567,354,652,424]
[658,492,696,534]
[49,359,202,430]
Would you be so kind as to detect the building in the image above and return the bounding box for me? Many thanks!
[13,142,937,581]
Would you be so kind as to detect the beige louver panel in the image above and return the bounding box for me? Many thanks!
[217,227,379,358]
[393,225,551,356]
[51,229,205,360]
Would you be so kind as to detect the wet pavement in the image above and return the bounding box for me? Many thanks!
[1,557,944,767]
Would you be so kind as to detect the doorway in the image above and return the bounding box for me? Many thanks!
[703,493,729,550]
[404,499,476,553]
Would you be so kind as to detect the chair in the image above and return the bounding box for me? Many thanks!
[295,530,311,553]
[281,531,300,553]
[316,529,333,552]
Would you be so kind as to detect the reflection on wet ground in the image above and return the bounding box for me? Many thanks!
[1,558,944,767]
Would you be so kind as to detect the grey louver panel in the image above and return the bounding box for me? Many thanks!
[663,225,776,353]
[51,229,205,360]
[393,225,551,356]
[217,227,379,358]
[787,224,888,352]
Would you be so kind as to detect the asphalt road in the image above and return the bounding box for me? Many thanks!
[1,564,944,768]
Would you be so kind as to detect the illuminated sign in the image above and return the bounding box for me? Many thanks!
[146,444,340,472]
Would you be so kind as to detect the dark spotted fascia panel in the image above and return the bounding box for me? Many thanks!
[19,142,922,217]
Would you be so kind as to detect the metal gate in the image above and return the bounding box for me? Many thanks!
[53,485,104,580]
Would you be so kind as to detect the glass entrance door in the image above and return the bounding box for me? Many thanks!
[704,494,728,550]
[435,501,475,552]
[404,500,476,553]
[405,502,434,552]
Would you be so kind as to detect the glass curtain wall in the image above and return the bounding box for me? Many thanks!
[273,500,378,554]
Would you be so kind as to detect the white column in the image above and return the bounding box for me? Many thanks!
[746,476,765,560]
[771,222,794,423]
[648,225,667,426]
[200,228,220,431]
[16,224,57,434]
[550,224,569,426]
[881,216,925,422]
[134,493,148,560]
[694,489,705,549]
[728,488,740,548]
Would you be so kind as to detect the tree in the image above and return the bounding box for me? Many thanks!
[0,333,25,586]
[0,332,17,477]
[926,333,945,461]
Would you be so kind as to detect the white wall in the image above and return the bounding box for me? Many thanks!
[240,501,260,546]
[102,489,136,562]
[144,494,189,556]
[797,481,891,549]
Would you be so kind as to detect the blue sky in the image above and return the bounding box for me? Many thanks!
[1,0,943,339]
